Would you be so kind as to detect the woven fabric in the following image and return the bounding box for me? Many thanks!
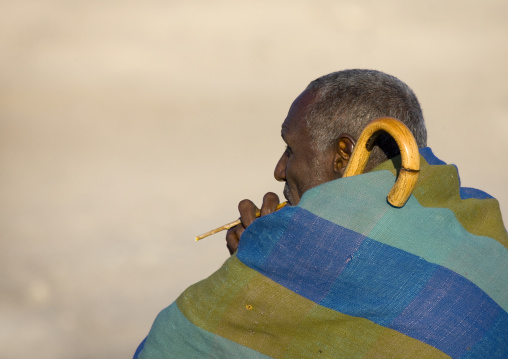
[136,148,508,359]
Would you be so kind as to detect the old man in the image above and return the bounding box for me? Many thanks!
[136,70,508,358]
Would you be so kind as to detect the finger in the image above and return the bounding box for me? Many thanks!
[226,226,240,254]
[260,192,280,216]
[235,223,245,240]
[238,199,258,228]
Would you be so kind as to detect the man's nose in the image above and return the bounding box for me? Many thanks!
[274,154,287,182]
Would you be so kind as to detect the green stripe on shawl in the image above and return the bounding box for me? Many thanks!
[299,170,508,311]
[373,155,508,248]
[176,251,257,333]
[139,301,271,359]
[177,255,449,359]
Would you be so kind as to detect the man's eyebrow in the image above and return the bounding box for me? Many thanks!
[281,127,287,141]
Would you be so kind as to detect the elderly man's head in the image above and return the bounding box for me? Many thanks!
[274,69,426,206]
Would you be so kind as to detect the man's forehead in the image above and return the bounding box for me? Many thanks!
[281,89,315,138]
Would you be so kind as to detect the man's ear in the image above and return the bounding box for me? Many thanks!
[333,133,356,177]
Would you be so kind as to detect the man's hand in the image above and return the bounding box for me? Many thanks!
[226,192,280,254]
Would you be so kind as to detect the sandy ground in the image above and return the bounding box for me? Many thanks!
[1,1,507,358]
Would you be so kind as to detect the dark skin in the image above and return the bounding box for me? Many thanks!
[226,90,355,254]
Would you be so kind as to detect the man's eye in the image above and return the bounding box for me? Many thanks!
[285,145,292,155]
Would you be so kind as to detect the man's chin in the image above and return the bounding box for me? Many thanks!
[283,186,294,206]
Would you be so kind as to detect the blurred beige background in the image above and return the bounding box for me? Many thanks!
[1,1,507,358]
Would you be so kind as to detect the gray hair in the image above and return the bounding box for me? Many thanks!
[305,69,427,170]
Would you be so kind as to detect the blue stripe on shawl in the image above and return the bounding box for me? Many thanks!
[388,266,506,358]
[320,238,436,326]
[459,187,494,200]
[420,147,447,165]
[461,314,508,358]
[133,337,146,359]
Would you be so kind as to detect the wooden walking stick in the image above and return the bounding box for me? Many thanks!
[343,117,420,207]
[195,117,420,241]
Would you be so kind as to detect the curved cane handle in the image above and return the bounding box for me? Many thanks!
[343,117,420,207]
